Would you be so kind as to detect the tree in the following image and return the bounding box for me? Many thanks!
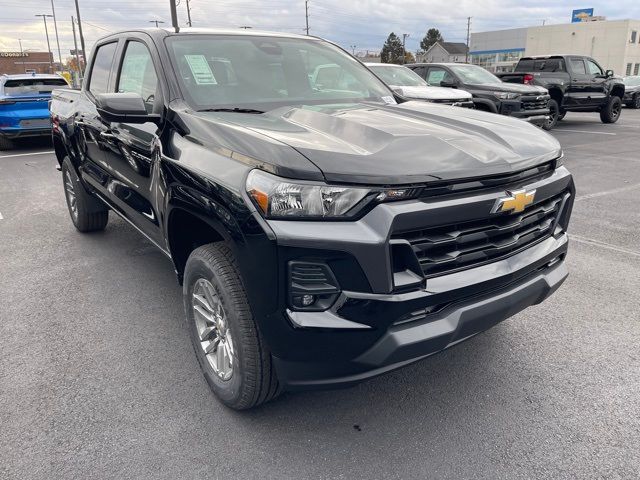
[404,51,415,64]
[420,28,443,53]
[381,32,405,64]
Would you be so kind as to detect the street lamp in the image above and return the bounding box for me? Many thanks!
[50,0,63,69]
[350,45,357,55]
[35,14,54,73]
[149,20,165,28]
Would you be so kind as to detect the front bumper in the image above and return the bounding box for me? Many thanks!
[258,166,574,390]
[276,248,567,389]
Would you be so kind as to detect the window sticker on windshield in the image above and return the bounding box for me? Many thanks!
[381,96,397,104]
[185,55,217,85]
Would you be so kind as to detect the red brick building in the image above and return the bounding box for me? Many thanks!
[0,51,56,75]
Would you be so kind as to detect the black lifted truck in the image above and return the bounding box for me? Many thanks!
[51,29,574,409]
[406,62,553,129]
[497,55,626,128]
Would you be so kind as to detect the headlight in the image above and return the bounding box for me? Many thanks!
[246,169,412,219]
[494,92,520,100]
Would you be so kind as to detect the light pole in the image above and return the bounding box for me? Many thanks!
[74,0,86,71]
[402,33,409,64]
[149,20,165,28]
[35,14,54,73]
[350,45,357,55]
[18,39,25,73]
[50,0,63,68]
[185,0,192,27]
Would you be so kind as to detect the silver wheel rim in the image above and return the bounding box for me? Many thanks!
[64,170,78,220]
[191,278,235,381]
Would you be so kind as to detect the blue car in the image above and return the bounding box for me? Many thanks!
[0,74,70,150]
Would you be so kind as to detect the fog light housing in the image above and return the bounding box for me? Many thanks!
[288,261,340,311]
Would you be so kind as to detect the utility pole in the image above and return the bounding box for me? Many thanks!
[72,16,82,85]
[149,20,165,28]
[185,0,192,27]
[305,0,309,35]
[170,0,180,33]
[18,39,25,73]
[35,14,54,73]
[74,0,86,71]
[50,0,63,68]
[465,16,471,63]
[402,33,409,64]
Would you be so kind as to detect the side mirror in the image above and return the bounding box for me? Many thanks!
[95,93,160,124]
[440,80,458,88]
[605,70,614,78]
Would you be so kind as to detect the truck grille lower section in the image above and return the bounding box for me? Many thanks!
[521,96,549,110]
[393,191,568,278]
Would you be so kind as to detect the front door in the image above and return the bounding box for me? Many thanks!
[584,58,608,107]
[98,39,165,247]
[566,57,591,107]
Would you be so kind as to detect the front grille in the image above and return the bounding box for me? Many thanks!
[521,97,549,111]
[430,98,469,105]
[393,191,568,278]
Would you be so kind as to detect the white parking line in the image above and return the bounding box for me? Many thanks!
[0,211,3,220]
[575,183,640,202]
[554,129,617,135]
[0,151,54,159]
[571,234,640,258]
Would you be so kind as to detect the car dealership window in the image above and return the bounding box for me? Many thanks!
[631,31,638,43]
[635,64,640,76]
[627,63,633,76]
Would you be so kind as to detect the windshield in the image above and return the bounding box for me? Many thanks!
[166,35,394,111]
[623,76,640,86]
[449,65,501,85]
[3,78,68,96]
[368,65,428,87]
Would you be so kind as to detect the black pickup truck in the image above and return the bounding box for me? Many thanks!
[406,62,552,128]
[497,55,626,128]
[50,29,574,409]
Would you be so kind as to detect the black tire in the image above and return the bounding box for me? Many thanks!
[183,243,280,410]
[600,96,622,123]
[557,109,567,121]
[61,157,109,232]
[0,136,14,151]
[542,99,559,130]
[626,94,640,109]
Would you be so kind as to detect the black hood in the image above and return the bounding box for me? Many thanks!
[468,82,548,95]
[184,101,561,186]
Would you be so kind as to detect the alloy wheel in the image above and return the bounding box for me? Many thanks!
[64,170,78,220]
[191,278,235,381]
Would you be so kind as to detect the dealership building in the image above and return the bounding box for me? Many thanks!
[470,18,640,76]
[0,51,56,75]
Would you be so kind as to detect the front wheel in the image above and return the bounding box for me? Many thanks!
[557,109,567,121]
[183,243,280,410]
[542,99,559,130]
[600,96,622,123]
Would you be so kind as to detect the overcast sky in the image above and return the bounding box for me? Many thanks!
[2,0,639,60]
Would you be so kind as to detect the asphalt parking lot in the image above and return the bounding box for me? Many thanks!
[1,111,639,480]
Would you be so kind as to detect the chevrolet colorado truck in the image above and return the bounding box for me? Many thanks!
[497,55,626,128]
[50,29,574,409]
[406,62,552,129]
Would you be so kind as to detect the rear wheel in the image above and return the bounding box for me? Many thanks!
[61,157,109,232]
[626,94,640,109]
[0,136,14,151]
[184,243,280,410]
[542,99,559,130]
[600,96,622,123]
[557,109,567,121]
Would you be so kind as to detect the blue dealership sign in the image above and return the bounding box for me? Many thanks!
[571,8,594,23]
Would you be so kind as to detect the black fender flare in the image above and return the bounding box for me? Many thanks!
[471,97,499,113]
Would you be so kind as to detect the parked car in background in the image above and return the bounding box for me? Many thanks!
[407,62,552,129]
[366,63,473,107]
[496,55,626,127]
[623,76,640,109]
[51,28,573,409]
[0,73,69,150]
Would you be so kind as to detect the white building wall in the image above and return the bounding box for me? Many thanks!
[525,20,637,74]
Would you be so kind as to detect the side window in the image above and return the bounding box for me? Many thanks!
[412,66,427,79]
[586,60,603,76]
[426,68,453,86]
[569,58,586,75]
[88,42,118,95]
[117,41,159,113]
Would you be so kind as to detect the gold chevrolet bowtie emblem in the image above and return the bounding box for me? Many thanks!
[492,189,536,214]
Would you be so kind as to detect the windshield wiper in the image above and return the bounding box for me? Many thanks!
[197,107,265,114]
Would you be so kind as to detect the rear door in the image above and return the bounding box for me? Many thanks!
[78,40,120,191]
[565,57,591,106]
